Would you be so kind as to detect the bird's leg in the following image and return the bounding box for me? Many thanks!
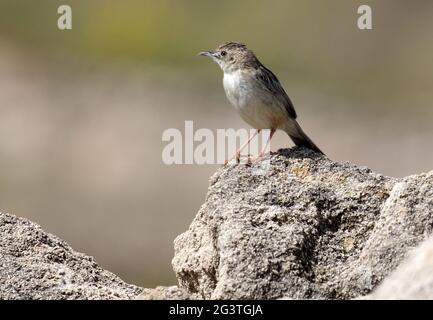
[252,128,276,162]
[225,129,261,165]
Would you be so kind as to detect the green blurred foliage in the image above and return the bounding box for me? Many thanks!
[0,0,432,99]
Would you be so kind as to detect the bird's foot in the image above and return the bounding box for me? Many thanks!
[224,151,241,166]
[250,151,266,163]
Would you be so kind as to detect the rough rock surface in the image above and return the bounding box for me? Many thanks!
[1,147,432,299]
[0,212,144,299]
[136,286,191,300]
[367,236,433,299]
[172,148,433,299]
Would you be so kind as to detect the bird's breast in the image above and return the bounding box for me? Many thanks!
[223,71,242,107]
[223,71,256,109]
[222,71,284,129]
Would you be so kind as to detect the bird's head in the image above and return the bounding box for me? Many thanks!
[199,42,258,73]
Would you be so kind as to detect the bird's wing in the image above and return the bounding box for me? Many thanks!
[255,65,297,119]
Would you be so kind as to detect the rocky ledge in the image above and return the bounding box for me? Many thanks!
[1,148,432,299]
[172,148,433,299]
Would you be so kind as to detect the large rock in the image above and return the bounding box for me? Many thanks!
[0,212,144,299]
[0,211,192,300]
[1,147,432,300]
[172,148,433,299]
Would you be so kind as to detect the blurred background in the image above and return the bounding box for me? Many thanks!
[0,0,432,287]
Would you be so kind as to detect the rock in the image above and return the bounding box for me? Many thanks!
[172,148,433,299]
[136,286,192,300]
[366,236,433,299]
[1,147,432,300]
[0,212,143,300]
[340,171,433,297]
[0,208,191,300]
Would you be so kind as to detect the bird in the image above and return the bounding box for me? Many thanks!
[199,42,324,163]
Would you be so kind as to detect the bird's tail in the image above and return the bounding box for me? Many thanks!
[285,120,324,155]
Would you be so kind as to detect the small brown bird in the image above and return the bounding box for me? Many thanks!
[199,42,324,161]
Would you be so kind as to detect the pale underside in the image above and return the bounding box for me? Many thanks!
[223,69,293,131]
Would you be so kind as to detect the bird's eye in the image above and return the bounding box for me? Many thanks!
[220,51,227,57]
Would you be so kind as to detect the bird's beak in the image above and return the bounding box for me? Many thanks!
[198,51,217,58]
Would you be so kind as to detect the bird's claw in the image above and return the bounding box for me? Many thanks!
[250,152,265,163]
